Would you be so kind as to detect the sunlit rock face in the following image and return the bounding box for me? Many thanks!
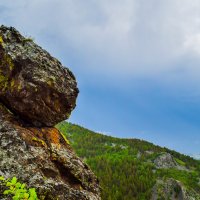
[0,25,79,127]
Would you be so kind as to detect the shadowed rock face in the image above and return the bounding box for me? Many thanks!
[0,25,78,127]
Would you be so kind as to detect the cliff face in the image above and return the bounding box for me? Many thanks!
[0,26,100,200]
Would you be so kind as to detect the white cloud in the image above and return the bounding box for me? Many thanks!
[191,154,200,160]
[184,33,200,55]
[1,0,200,79]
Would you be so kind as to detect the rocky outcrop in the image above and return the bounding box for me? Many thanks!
[0,105,100,200]
[154,153,188,171]
[0,26,100,200]
[151,178,200,200]
[154,153,179,169]
[0,25,78,127]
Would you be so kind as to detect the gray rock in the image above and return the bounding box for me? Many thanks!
[0,25,78,127]
[0,25,100,199]
[151,178,200,200]
[154,153,178,169]
[0,104,101,200]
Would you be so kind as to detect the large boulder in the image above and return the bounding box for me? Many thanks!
[0,103,100,200]
[0,25,78,127]
[154,153,178,169]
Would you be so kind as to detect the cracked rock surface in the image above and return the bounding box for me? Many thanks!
[0,26,100,199]
[0,25,78,127]
[0,104,100,199]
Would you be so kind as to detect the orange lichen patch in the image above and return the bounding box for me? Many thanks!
[28,127,43,138]
[26,127,63,148]
[41,127,67,149]
[40,127,72,150]
[42,128,60,144]
[14,125,47,148]
[0,103,70,149]
[29,127,66,148]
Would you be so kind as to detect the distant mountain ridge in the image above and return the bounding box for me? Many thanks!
[57,122,200,200]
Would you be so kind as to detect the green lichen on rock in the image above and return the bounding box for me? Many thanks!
[32,137,46,147]
[60,131,70,145]
[0,34,15,92]
[0,36,3,45]
[0,35,14,71]
[0,74,8,92]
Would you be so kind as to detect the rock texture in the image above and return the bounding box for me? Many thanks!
[154,153,188,171]
[0,25,78,127]
[154,153,179,169]
[0,104,100,200]
[151,178,200,200]
[0,26,100,200]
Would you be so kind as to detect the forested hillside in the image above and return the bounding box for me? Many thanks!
[56,122,200,200]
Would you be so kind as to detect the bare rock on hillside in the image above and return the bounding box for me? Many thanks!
[154,153,178,169]
[151,178,200,200]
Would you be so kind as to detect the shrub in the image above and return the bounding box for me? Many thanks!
[0,176,38,200]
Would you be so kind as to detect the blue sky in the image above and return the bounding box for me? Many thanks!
[0,0,200,156]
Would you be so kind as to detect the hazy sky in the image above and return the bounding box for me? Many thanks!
[1,0,200,155]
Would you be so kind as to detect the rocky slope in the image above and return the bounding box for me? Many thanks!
[0,26,100,200]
